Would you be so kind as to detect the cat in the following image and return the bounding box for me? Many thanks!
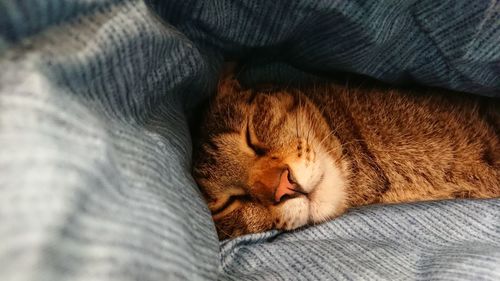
[192,74,500,240]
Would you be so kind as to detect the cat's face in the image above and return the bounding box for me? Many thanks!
[193,80,348,239]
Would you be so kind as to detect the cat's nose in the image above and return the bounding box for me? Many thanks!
[275,168,301,203]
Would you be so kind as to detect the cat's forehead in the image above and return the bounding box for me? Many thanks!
[205,96,249,133]
[211,89,298,115]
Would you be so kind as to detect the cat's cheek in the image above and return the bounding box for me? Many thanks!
[273,199,310,230]
[308,177,348,223]
[239,204,275,234]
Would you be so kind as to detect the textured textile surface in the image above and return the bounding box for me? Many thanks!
[220,200,500,281]
[1,0,499,281]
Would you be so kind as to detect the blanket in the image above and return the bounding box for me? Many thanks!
[1,0,499,280]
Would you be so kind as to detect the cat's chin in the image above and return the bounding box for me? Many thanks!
[278,151,347,230]
[307,157,347,223]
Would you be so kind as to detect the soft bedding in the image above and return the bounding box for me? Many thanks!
[0,0,499,280]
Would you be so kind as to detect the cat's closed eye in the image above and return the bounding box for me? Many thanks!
[245,121,267,156]
[212,193,251,215]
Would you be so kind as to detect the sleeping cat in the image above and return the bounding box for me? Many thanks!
[192,75,499,240]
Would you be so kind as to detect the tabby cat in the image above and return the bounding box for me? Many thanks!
[192,75,499,240]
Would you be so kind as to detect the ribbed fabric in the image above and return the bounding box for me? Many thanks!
[220,200,500,281]
[155,0,500,96]
[1,0,499,281]
[0,1,219,281]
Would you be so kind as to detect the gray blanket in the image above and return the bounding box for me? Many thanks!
[1,0,499,280]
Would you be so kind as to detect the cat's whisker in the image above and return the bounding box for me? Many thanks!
[295,104,299,139]
[216,226,232,240]
[299,93,304,138]
[317,126,340,148]
[305,111,313,146]
[308,104,334,148]
[323,139,366,155]
[323,143,344,155]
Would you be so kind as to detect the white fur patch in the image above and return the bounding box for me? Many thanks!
[275,197,309,230]
[308,154,346,223]
[277,148,346,229]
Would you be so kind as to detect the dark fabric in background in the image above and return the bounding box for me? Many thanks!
[1,0,499,280]
[148,0,500,96]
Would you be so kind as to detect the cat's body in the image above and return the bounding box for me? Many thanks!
[192,76,499,239]
[307,81,499,206]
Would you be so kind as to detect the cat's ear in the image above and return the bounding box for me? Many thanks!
[217,77,242,98]
[216,61,256,100]
[216,62,244,99]
[220,61,237,80]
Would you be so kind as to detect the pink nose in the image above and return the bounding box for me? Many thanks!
[274,169,298,203]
